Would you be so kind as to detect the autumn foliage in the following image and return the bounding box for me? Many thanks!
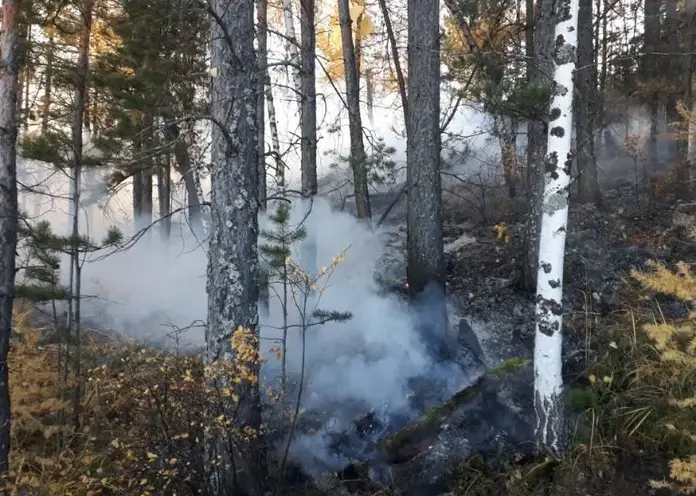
[6,312,265,495]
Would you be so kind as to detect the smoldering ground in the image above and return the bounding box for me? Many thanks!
[30,196,471,475]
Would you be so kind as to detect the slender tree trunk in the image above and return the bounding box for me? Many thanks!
[264,73,283,185]
[257,0,268,210]
[140,113,154,231]
[300,0,317,198]
[0,0,21,476]
[407,0,455,359]
[69,0,93,430]
[644,0,660,170]
[337,0,371,219]
[165,122,203,235]
[300,0,318,274]
[41,33,54,134]
[207,0,265,491]
[575,0,600,204]
[676,2,695,200]
[282,0,302,103]
[156,151,172,240]
[378,0,408,118]
[534,0,579,456]
[523,0,555,293]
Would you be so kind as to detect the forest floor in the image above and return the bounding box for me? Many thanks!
[415,177,692,496]
[6,172,694,495]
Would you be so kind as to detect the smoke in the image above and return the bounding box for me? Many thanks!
[32,193,468,475]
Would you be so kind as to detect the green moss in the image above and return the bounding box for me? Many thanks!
[488,356,530,377]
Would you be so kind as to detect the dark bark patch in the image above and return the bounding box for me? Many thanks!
[549,107,562,121]
[548,279,561,288]
[555,0,572,22]
[540,262,552,273]
[536,295,564,316]
[545,151,559,179]
[554,39,576,65]
[550,126,565,138]
[563,153,573,175]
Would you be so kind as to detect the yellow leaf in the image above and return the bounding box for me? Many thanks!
[146,452,158,461]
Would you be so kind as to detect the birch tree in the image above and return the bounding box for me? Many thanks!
[282,0,302,104]
[534,0,579,455]
[206,0,264,490]
[0,0,21,474]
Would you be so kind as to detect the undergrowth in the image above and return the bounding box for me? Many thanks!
[6,310,265,495]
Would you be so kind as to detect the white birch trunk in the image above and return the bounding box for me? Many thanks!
[282,0,302,105]
[533,0,579,455]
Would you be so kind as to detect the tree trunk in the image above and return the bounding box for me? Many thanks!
[264,71,283,185]
[207,0,265,491]
[300,0,318,274]
[41,33,54,134]
[644,0,660,170]
[257,0,268,210]
[300,0,317,198]
[282,0,302,103]
[676,1,695,200]
[337,0,371,219]
[0,0,21,475]
[534,0,579,456]
[378,0,408,118]
[406,0,455,360]
[157,151,172,240]
[575,0,600,204]
[165,122,203,235]
[523,0,555,293]
[497,117,519,198]
[69,0,94,430]
[139,113,154,231]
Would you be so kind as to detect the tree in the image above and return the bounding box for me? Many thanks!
[0,0,21,476]
[206,0,264,491]
[523,0,555,292]
[533,0,579,456]
[575,0,600,204]
[406,0,456,359]
[337,0,371,220]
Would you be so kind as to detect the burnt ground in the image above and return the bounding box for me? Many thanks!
[352,175,692,496]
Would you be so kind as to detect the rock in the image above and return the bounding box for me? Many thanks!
[444,233,476,254]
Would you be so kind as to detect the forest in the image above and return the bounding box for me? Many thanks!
[1,0,696,494]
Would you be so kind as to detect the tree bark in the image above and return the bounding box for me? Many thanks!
[0,0,21,475]
[156,151,172,240]
[337,0,371,219]
[139,113,154,231]
[676,0,695,200]
[41,33,54,134]
[282,0,302,103]
[378,0,408,119]
[69,0,94,430]
[300,0,317,198]
[257,0,268,210]
[644,0,660,170]
[406,0,455,359]
[534,0,579,456]
[575,0,600,204]
[207,0,264,491]
[264,72,283,185]
[165,121,203,235]
[523,0,554,293]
